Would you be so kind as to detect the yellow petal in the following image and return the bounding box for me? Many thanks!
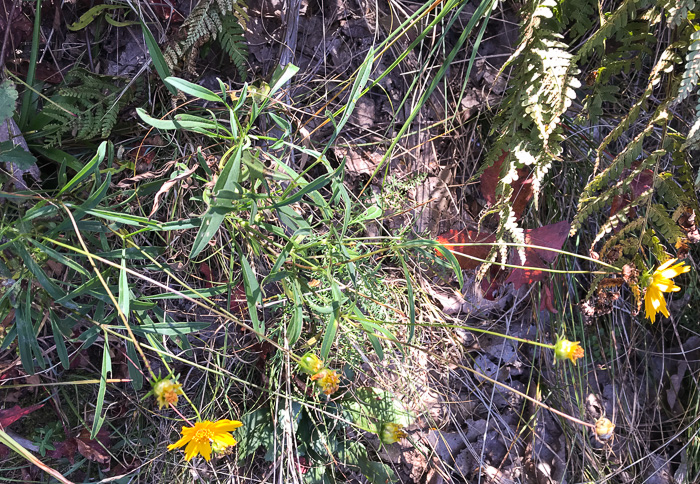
[213,433,237,447]
[656,258,678,272]
[198,440,212,461]
[184,439,201,461]
[168,433,192,450]
[213,420,243,432]
[660,262,690,279]
[657,294,670,318]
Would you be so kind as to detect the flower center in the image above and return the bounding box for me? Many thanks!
[193,428,214,443]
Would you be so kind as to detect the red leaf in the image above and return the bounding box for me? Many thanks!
[504,221,570,290]
[199,262,214,288]
[0,403,44,429]
[610,169,654,219]
[480,151,534,221]
[49,429,111,466]
[436,229,496,270]
[539,283,558,314]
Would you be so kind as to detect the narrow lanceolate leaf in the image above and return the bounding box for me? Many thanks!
[241,254,263,337]
[91,330,112,439]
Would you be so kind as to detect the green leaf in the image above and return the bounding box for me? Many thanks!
[116,320,211,336]
[138,21,176,95]
[268,64,300,98]
[57,141,106,196]
[343,387,414,432]
[68,4,128,30]
[164,77,223,103]
[0,142,36,171]
[15,289,45,374]
[241,254,263,337]
[236,407,273,460]
[50,312,70,370]
[126,341,142,391]
[287,280,303,345]
[336,440,396,484]
[0,79,18,124]
[91,330,112,439]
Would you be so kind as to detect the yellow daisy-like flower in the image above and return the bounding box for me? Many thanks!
[379,423,407,444]
[310,368,340,395]
[168,419,243,461]
[153,378,184,409]
[643,258,691,323]
[553,337,584,365]
[298,352,324,376]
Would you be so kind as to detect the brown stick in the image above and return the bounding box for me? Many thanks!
[0,0,21,72]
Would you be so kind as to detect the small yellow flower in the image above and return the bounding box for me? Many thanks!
[379,423,407,444]
[595,417,615,442]
[168,419,243,461]
[643,258,691,323]
[553,337,584,365]
[298,352,324,376]
[153,378,184,409]
[310,368,340,395]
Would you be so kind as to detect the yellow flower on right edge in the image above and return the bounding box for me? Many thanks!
[643,258,691,323]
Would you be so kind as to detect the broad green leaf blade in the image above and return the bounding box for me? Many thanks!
[57,141,106,196]
[136,108,179,130]
[165,77,223,103]
[320,280,343,360]
[241,254,263,337]
[268,63,300,97]
[236,407,273,461]
[118,252,130,318]
[91,330,112,439]
[13,242,66,302]
[50,313,70,370]
[0,141,37,170]
[138,21,176,95]
[15,290,44,374]
[126,340,143,390]
[189,211,226,258]
[0,79,18,123]
[287,280,303,345]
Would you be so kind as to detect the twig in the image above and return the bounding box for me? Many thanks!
[0,0,20,71]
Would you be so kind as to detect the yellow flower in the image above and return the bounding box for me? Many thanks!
[643,258,691,323]
[153,378,184,409]
[310,368,340,395]
[298,352,324,376]
[594,417,615,442]
[168,419,243,461]
[553,337,584,365]
[379,423,407,444]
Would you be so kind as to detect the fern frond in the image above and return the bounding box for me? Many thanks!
[164,0,248,79]
[40,69,135,146]
[576,0,642,61]
[600,217,646,256]
[677,29,700,103]
[662,0,696,28]
[219,14,249,80]
[648,203,684,243]
[597,44,681,158]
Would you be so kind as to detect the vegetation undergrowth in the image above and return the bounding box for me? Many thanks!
[0,0,699,482]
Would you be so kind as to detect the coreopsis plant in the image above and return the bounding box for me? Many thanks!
[152,377,184,409]
[640,258,691,323]
[168,419,243,461]
[553,336,584,365]
[298,352,324,376]
[310,368,340,395]
[379,422,407,444]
